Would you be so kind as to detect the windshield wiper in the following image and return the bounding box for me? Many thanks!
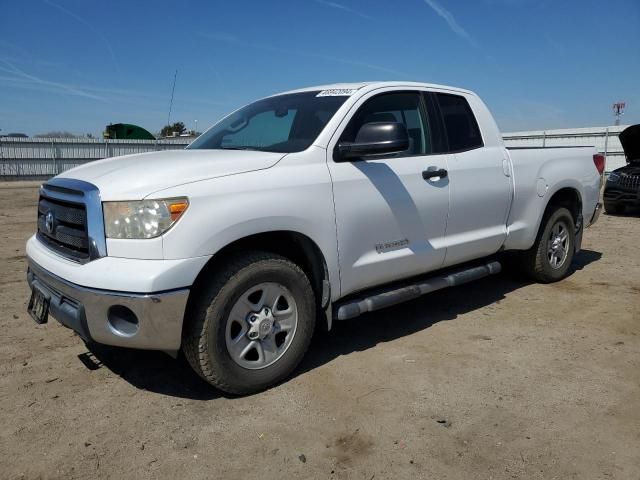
[218,146,261,151]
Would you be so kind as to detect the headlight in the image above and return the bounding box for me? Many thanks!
[607,173,620,183]
[103,198,189,239]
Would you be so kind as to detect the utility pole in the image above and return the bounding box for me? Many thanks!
[612,102,625,126]
[167,69,178,129]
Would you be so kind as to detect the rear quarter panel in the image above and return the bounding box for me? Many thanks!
[504,147,601,251]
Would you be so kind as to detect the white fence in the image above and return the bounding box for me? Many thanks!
[0,137,190,179]
[503,125,628,172]
[0,125,630,179]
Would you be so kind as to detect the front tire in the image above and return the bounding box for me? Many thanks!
[521,207,576,283]
[183,251,316,395]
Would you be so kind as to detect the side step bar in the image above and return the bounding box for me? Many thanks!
[336,261,502,321]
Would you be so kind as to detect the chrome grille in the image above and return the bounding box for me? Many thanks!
[619,172,640,189]
[36,178,107,263]
[38,198,86,225]
[37,195,90,261]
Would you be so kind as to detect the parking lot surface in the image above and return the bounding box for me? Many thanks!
[1,182,638,479]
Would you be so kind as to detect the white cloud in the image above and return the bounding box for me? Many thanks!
[314,0,371,19]
[42,0,120,75]
[422,0,477,46]
[199,32,412,78]
[0,57,233,108]
[0,60,105,101]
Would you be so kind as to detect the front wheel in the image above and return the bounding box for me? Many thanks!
[520,207,576,283]
[183,251,316,395]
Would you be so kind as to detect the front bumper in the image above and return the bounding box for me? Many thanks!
[27,259,189,351]
[603,185,640,207]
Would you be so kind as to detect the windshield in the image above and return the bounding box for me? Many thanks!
[188,91,348,153]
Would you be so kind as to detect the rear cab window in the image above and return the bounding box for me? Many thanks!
[434,93,483,153]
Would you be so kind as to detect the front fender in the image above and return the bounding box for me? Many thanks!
[156,152,342,300]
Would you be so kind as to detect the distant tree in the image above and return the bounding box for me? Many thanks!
[34,131,78,138]
[160,122,186,137]
[86,133,95,139]
[5,133,28,138]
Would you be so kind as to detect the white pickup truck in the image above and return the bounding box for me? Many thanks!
[26,82,603,394]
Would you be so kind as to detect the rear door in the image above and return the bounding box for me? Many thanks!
[429,92,512,266]
[327,89,451,297]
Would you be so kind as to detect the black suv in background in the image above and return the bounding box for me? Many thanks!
[604,124,640,214]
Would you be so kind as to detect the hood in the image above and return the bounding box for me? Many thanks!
[57,149,286,200]
[619,124,640,163]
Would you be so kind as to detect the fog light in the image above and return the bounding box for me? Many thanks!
[107,305,139,336]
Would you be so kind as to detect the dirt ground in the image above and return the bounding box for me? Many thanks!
[0,181,638,480]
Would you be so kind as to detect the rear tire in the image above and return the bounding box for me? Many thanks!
[520,207,575,283]
[183,251,316,395]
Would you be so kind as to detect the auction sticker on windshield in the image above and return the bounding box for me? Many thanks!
[316,89,359,97]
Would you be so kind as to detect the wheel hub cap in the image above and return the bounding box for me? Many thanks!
[247,308,275,340]
[225,282,298,370]
[547,221,569,269]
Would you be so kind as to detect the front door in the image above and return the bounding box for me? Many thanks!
[327,90,451,297]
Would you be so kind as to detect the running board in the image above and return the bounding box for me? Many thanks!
[336,261,502,321]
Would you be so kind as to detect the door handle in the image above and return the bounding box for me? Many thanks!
[422,168,448,180]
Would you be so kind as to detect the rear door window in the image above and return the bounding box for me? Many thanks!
[435,93,483,152]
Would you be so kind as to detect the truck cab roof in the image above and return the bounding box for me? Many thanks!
[278,81,475,97]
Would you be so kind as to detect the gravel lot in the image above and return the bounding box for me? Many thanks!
[0,181,638,480]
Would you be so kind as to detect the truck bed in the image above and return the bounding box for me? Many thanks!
[503,146,601,251]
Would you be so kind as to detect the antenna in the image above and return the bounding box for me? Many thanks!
[167,69,178,128]
[612,101,625,126]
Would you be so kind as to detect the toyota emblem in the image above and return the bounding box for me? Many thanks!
[45,211,55,234]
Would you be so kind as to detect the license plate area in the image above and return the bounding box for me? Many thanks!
[28,285,50,324]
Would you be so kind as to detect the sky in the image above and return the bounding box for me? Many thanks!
[1,0,639,136]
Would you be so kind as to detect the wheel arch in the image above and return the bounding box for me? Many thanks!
[544,187,583,225]
[537,186,583,251]
[185,230,333,333]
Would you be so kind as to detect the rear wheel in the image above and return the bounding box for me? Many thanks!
[183,251,316,395]
[520,207,575,283]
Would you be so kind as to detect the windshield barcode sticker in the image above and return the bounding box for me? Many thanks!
[316,89,358,97]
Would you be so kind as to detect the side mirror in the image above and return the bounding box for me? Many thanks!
[337,122,409,160]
